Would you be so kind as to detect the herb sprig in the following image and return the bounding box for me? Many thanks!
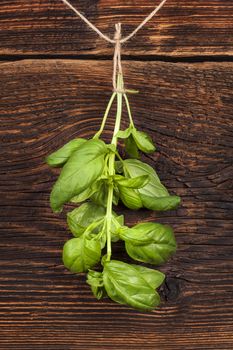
[46,73,180,311]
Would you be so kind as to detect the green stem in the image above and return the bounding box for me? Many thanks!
[123,93,135,128]
[106,74,123,261]
[84,217,105,236]
[115,149,124,163]
[106,181,113,261]
[112,75,124,146]
[94,92,117,139]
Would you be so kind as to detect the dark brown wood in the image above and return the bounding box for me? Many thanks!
[1,0,233,57]
[0,59,232,349]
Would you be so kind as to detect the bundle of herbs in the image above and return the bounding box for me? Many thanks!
[46,74,180,311]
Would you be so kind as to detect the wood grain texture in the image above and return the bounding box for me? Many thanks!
[1,0,233,57]
[0,59,232,349]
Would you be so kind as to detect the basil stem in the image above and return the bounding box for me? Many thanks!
[94,92,117,139]
[106,73,123,261]
[123,93,135,128]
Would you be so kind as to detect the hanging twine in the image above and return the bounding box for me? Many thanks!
[61,0,168,92]
[113,23,123,92]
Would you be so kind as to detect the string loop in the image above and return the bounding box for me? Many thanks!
[61,0,168,44]
[61,0,168,90]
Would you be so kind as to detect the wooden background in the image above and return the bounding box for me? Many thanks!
[0,1,233,349]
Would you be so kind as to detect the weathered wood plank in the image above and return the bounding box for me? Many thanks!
[0,59,232,349]
[1,0,233,57]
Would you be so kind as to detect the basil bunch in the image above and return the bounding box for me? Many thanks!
[46,74,180,311]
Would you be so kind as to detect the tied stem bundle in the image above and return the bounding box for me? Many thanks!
[45,0,181,311]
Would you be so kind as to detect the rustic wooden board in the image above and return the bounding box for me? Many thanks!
[0,59,232,349]
[1,0,233,57]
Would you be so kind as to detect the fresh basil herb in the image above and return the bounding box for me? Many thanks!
[50,139,108,212]
[116,127,132,139]
[119,222,177,265]
[117,124,155,156]
[67,202,123,243]
[90,180,109,206]
[87,270,107,300]
[123,159,181,211]
[67,202,106,237]
[114,174,149,189]
[103,260,163,311]
[125,134,139,158]
[118,185,143,210]
[131,128,155,153]
[131,264,165,289]
[62,235,102,273]
[70,185,99,204]
[46,138,86,167]
[47,73,180,311]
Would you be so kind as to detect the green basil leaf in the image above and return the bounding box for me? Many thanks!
[142,195,181,211]
[110,215,124,242]
[87,270,103,287]
[123,159,168,196]
[50,139,108,212]
[115,161,123,174]
[46,138,86,167]
[91,180,108,207]
[114,214,124,226]
[103,260,161,311]
[132,129,155,153]
[62,236,101,273]
[125,135,139,159]
[112,189,119,206]
[125,224,177,265]
[107,144,116,153]
[114,174,149,189]
[67,202,106,237]
[70,184,99,204]
[119,222,165,245]
[87,270,107,300]
[116,127,132,139]
[118,186,142,210]
[131,265,165,289]
[67,202,123,244]
[123,159,180,211]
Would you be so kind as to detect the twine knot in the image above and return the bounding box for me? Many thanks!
[61,0,168,92]
[113,23,125,93]
[114,23,122,42]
